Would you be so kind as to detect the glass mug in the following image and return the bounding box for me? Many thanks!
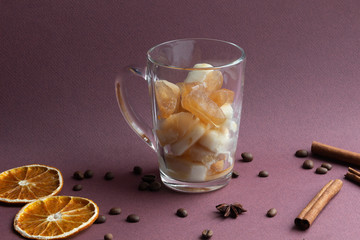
[115,38,246,192]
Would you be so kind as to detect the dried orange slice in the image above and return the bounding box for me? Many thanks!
[0,164,63,204]
[14,196,99,239]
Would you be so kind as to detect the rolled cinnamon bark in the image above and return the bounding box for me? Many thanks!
[295,179,343,230]
[311,141,360,167]
[345,167,360,185]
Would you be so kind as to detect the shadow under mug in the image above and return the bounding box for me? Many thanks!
[116,38,246,193]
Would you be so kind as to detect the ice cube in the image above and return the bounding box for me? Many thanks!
[170,121,208,155]
[184,63,213,83]
[206,157,233,181]
[209,159,225,173]
[164,155,207,182]
[220,103,234,119]
[203,70,223,93]
[155,80,180,118]
[209,89,234,106]
[220,119,238,133]
[198,128,232,153]
[156,112,198,146]
[181,87,226,126]
[184,144,222,167]
[176,81,202,99]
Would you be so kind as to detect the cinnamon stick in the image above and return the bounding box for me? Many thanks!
[295,179,343,230]
[345,167,360,185]
[311,141,360,167]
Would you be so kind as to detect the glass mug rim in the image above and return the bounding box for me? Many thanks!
[147,38,246,70]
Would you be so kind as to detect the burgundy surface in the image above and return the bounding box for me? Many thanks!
[1,1,360,239]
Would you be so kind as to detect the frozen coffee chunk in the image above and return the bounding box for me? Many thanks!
[209,159,225,173]
[165,155,207,182]
[182,87,226,126]
[170,121,208,155]
[156,112,198,146]
[185,63,213,83]
[203,70,223,93]
[155,80,180,118]
[206,156,234,181]
[209,89,234,106]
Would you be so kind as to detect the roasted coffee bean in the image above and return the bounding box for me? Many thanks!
[104,233,113,240]
[109,207,122,215]
[95,215,106,224]
[141,174,156,183]
[258,170,269,177]
[138,181,150,191]
[321,163,332,170]
[84,170,94,178]
[176,208,188,218]
[104,172,115,180]
[315,167,328,174]
[133,166,143,175]
[295,149,308,158]
[201,229,213,239]
[302,159,314,169]
[73,171,84,180]
[72,184,82,191]
[126,214,140,223]
[149,181,162,191]
[232,171,239,178]
[266,208,277,217]
[241,152,253,162]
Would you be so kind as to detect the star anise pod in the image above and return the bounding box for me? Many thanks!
[216,202,247,218]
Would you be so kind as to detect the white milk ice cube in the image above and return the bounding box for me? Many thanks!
[185,144,221,167]
[184,63,213,83]
[198,128,232,153]
[219,103,237,133]
[170,121,208,155]
[220,103,234,119]
[221,119,238,133]
[165,155,207,182]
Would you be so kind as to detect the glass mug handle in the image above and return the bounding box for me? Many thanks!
[115,66,156,152]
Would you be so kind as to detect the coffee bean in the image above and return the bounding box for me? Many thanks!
[109,207,122,215]
[95,215,106,224]
[241,152,253,162]
[104,233,113,240]
[72,184,82,191]
[149,181,162,191]
[138,181,150,191]
[201,229,213,239]
[321,163,332,170]
[266,208,277,217]
[302,159,314,169]
[133,166,143,175]
[295,149,308,158]
[73,171,84,180]
[176,208,188,218]
[142,174,156,183]
[232,171,239,178]
[315,167,328,174]
[258,170,269,177]
[104,172,114,180]
[84,170,93,178]
[126,214,140,223]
